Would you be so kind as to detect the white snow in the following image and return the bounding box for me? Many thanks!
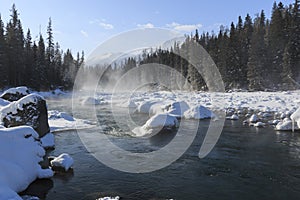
[183,105,215,120]
[40,132,55,149]
[50,153,74,171]
[136,100,159,114]
[80,96,105,105]
[229,114,239,120]
[132,113,178,137]
[249,114,259,123]
[0,98,10,109]
[96,196,120,200]
[291,107,300,132]
[48,110,94,132]
[0,126,53,199]
[253,122,265,127]
[167,101,190,118]
[117,100,137,108]
[275,118,300,131]
[1,86,29,96]
[0,93,44,120]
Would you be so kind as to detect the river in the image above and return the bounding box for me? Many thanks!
[21,97,300,200]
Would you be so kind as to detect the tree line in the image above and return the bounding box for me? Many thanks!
[92,0,299,91]
[0,4,83,90]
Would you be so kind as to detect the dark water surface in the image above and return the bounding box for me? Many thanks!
[23,98,300,200]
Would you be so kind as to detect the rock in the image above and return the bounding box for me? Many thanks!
[0,86,30,102]
[0,94,50,137]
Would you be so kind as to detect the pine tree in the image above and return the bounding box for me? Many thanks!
[37,34,47,90]
[24,29,34,87]
[0,15,8,88]
[282,0,300,88]
[247,11,267,91]
[268,2,287,87]
[6,4,25,86]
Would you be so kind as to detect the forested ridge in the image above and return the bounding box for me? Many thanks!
[0,1,299,91]
[88,0,300,91]
[0,4,83,90]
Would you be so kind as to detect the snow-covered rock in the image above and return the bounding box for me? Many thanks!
[40,132,55,149]
[227,114,239,120]
[253,122,265,127]
[50,153,74,171]
[167,101,190,118]
[275,118,300,131]
[48,110,74,121]
[48,110,94,132]
[184,105,215,120]
[81,97,102,105]
[249,114,259,123]
[0,86,30,102]
[132,114,178,137]
[136,100,158,114]
[291,107,300,132]
[0,126,53,199]
[0,94,50,137]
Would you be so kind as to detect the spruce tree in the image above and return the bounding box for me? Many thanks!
[247,11,267,91]
[6,4,25,86]
[0,15,8,88]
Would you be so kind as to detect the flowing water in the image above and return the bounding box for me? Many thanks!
[22,98,300,200]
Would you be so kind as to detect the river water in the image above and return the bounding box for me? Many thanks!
[22,98,300,200]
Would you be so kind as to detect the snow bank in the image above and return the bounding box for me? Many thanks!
[0,126,53,199]
[167,101,190,118]
[132,114,178,137]
[184,105,215,120]
[50,153,74,171]
[48,110,94,132]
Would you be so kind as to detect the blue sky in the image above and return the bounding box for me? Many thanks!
[0,0,295,57]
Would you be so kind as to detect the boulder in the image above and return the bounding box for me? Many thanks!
[0,86,30,102]
[0,94,50,137]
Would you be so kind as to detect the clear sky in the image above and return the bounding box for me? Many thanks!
[0,0,295,57]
